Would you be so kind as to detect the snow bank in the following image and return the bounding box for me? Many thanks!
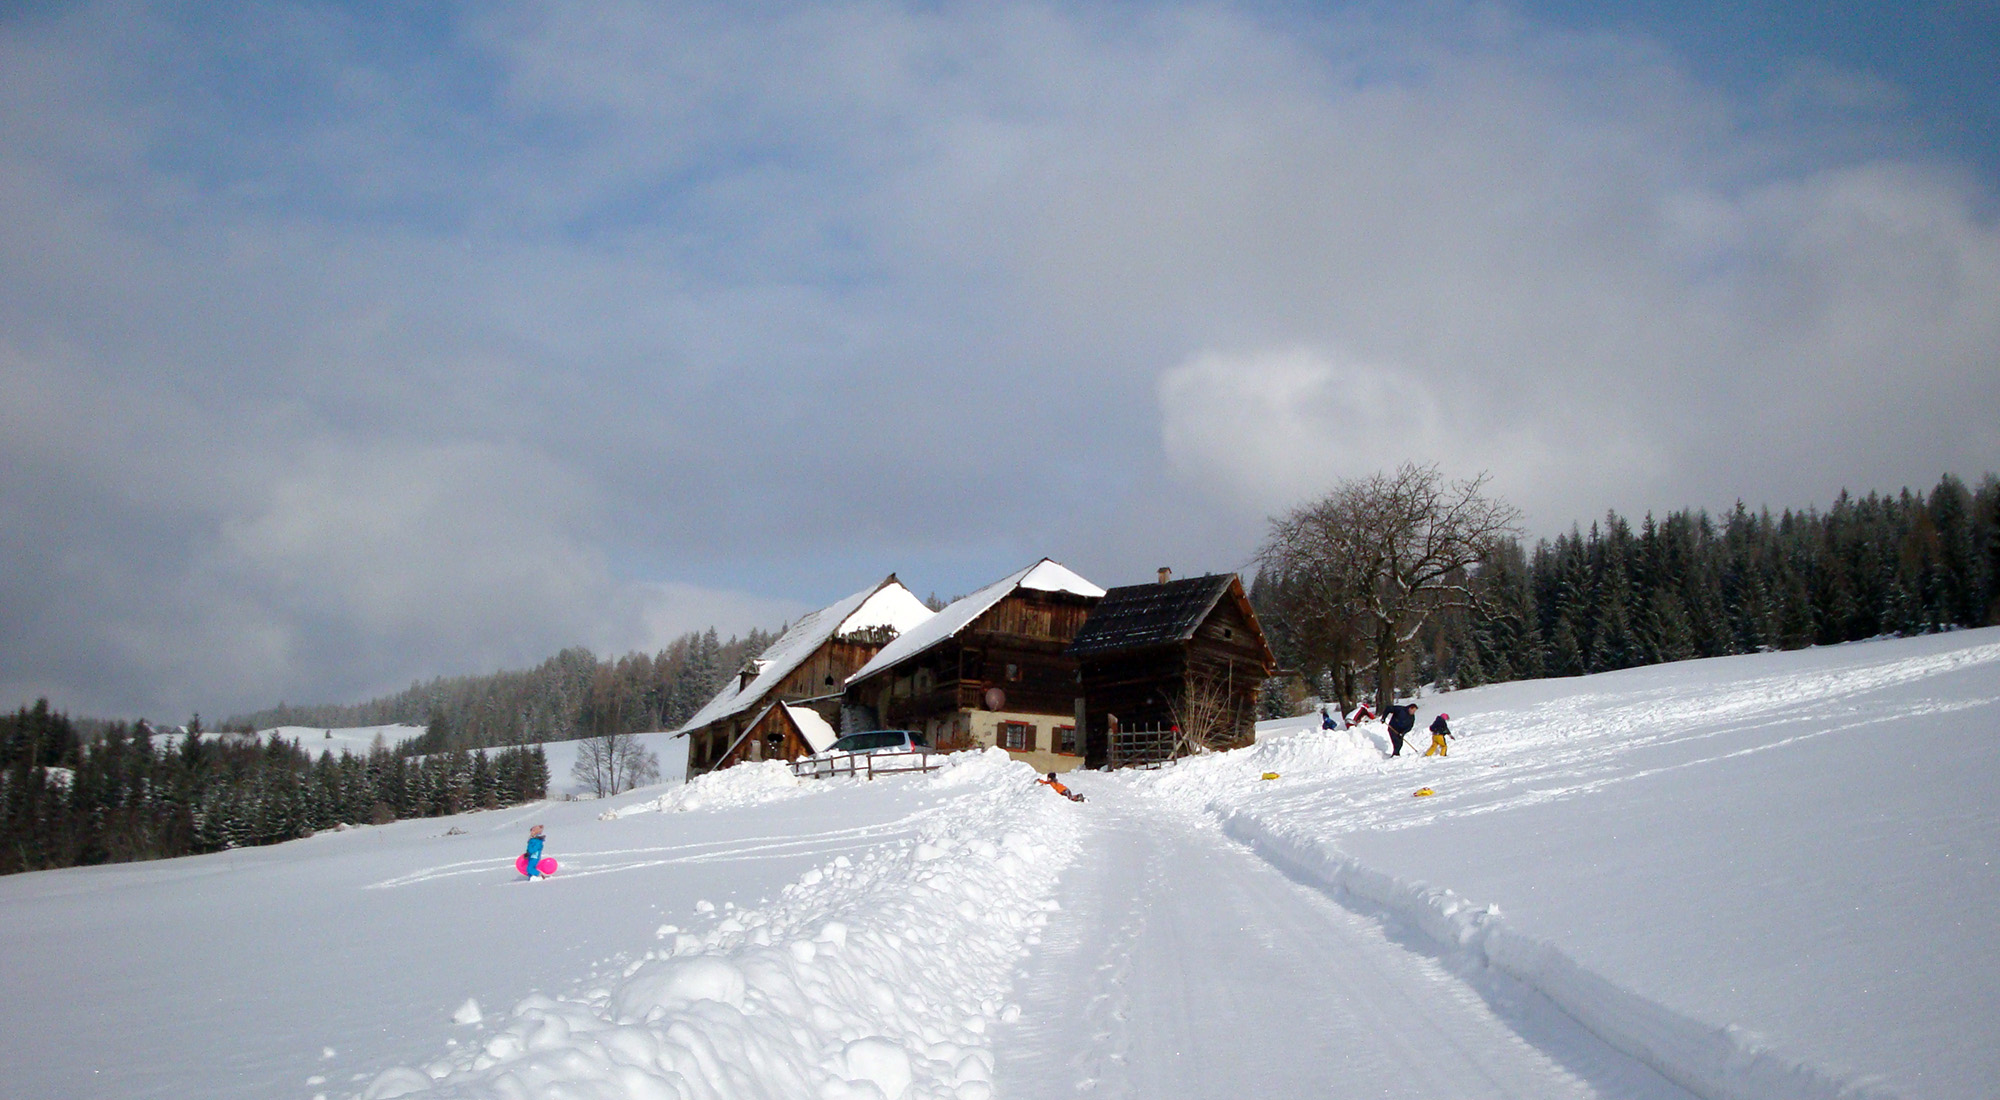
[1145,722,1383,806]
[610,760,822,818]
[1226,817,1898,1100]
[357,748,1081,1100]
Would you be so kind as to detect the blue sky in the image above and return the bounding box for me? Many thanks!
[2,0,1995,718]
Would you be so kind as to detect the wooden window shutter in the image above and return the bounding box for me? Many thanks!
[1025,724,1038,752]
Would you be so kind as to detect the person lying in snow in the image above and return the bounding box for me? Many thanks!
[1039,773,1085,802]
[1424,713,1454,757]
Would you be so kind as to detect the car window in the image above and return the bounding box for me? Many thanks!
[833,732,896,752]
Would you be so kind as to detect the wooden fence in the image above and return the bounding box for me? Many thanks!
[791,750,943,780]
[1108,723,1185,768]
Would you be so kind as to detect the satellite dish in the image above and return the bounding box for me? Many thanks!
[983,687,1006,711]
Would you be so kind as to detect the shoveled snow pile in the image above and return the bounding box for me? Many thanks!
[1141,717,1383,806]
[611,759,820,818]
[360,749,1082,1100]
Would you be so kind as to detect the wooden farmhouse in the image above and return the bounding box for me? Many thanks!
[841,559,1105,774]
[674,575,934,780]
[1066,571,1277,768]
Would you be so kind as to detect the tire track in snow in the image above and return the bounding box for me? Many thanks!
[994,808,1145,1098]
[999,784,1700,1099]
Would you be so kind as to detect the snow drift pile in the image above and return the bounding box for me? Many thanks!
[360,749,1081,1100]
[609,759,821,818]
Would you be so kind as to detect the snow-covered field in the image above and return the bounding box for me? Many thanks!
[170,726,692,800]
[1,630,1993,1099]
[268,724,430,759]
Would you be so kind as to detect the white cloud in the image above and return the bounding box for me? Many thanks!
[1156,346,1659,526]
[1158,347,1441,511]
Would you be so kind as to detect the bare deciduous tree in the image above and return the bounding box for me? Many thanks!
[1259,463,1521,712]
[1165,673,1246,756]
[570,732,662,798]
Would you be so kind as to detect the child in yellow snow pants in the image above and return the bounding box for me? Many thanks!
[1424,713,1453,756]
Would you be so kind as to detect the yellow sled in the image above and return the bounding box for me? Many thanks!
[1413,787,1435,798]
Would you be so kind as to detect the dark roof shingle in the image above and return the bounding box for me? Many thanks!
[1066,574,1236,657]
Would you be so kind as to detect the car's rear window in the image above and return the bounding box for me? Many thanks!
[835,731,906,751]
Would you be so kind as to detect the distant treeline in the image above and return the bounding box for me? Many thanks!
[0,701,549,876]
[1259,473,2000,698]
[231,627,778,753]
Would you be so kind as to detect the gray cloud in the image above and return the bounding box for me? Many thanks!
[1,1,1993,717]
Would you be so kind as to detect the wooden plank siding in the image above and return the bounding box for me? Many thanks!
[713,704,818,771]
[1071,574,1276,768]
[684,636,887,776]
[845,588,1099,770]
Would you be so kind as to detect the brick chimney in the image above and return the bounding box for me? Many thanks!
[1157,566,1172,584]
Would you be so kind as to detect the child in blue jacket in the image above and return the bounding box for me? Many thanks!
[524,825,546,879]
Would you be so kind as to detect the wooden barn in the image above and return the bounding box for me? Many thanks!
[1066,570,1276,768]
[703,702,839,772]
[674,575,934,779]
[841,558,1105,774]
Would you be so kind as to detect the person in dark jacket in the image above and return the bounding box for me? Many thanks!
[1424,713,1454,757]
[1386,704,1416,756]
[1321,706,1342,731]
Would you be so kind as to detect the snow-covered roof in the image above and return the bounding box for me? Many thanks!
[717,700,841,765]
[780,703,838,753]
[675,577,934,735]
[846,558,1105,686]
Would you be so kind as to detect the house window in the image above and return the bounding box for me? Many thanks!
[999,721,1034,751]
[1056,724,1077,754]
[1006,663,1020,681]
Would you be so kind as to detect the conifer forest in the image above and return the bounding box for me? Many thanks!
[1254,473,2000,707]
[0,702,550,876]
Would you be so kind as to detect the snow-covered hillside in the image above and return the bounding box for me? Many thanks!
[0,630,1992,1100]
[225,727,692,800]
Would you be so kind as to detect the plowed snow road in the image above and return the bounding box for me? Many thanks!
[995,783,1699,1099]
